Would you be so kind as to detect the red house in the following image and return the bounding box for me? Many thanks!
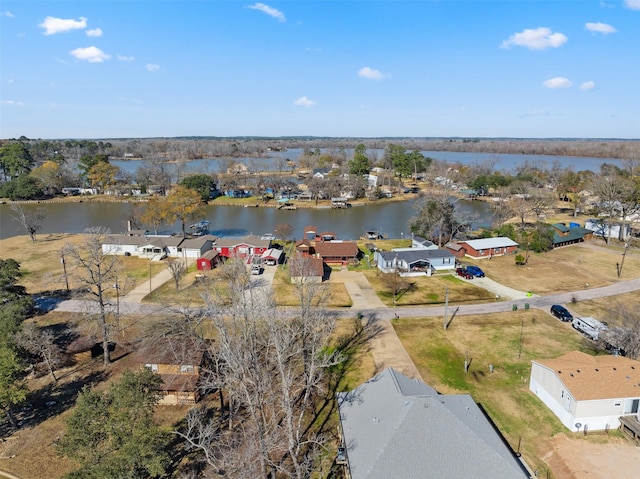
[446,237,519,259]
[213,235,272,259]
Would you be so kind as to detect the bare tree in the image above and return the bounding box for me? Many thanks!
[10,203,45,243]
[601,302,640,359]
[528,191,556,222]
[176,257,342,478]
[63,227,121,367]
[14,322,62,383]
[507,195,532,231]
[166,259,186,292]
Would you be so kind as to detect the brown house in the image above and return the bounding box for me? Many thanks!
[314,241,360,265]
[137,338,207,405]
[289,254,325,283]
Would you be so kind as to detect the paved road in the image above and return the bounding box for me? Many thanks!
[42,269,640,381]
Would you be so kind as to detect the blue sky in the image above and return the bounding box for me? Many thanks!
[1,0,639,139]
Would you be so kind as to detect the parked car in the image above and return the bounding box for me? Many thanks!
[251,264,263,275]
[550,304,573,322]
[465,265,485,278]
[455,267,474,279]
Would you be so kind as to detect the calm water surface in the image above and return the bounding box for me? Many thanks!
[0,199,494,241]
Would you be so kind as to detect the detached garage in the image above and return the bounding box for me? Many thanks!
[196,250,220,271]
[261,248,284,265]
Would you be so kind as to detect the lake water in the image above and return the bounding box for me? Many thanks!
[112,149,622,176]
[0,198,494,241]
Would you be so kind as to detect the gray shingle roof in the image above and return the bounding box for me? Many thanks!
[337,368,529,479]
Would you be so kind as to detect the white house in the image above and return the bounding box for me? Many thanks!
[529,351,640,432]
[374,249,455,274]
[585,219,632,241]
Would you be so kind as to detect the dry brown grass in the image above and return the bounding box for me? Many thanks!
[361,270,496,306]
[0,234,166,297]
[394,310,593,477]
[462,241,640,294]
[271,266,353,308]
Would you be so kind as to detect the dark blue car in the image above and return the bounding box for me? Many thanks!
[465,265,485,277]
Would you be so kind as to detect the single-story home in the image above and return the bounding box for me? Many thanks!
[529,351,640,431]
[374,249,456,274]
[446,237,519,259]
[337,368,531,479]
[261,248,284,265]
[551,223,593,248]
[585,219,632,241]
[102,234,217,260]
[289,254,325,283]
[213,235,272,259]
[314,241,360,265]
[137,338,207,406]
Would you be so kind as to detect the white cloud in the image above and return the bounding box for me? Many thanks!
[580,81,596,91]
[248,3,285,22]
[2,100,25,106]
[86,28,103,37]
[501,27,568,50]
[117,54,135,62]
[39,16,87,35]
[2,11,14,18]
[70,46,110,63]
[585,22,616,34]
[542,77,572,89]
[146,64,160,72]
[358,66,387,80]
[294,96,316,107]
[624,0,640,10]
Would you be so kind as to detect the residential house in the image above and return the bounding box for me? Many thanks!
[138,338,207,406]
[585,219,632,241]
[446,237,519,259]
[213,235,272,259]
[179,235,218,258]
[529,351,640,431]
[314,241,360,265]
[551,223,593,248]
[289,254,325,283]
[374,249,455,274]
[337,368,531,479]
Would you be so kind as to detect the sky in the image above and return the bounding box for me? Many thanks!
[1,0,639,139]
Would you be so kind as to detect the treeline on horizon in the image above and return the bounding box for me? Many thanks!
[3,135,639,162]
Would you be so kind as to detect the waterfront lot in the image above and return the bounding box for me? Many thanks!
[0,234,166,297]
[457,241,640,295]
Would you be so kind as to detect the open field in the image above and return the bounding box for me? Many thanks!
[392,308,640,478]
[271,265,353,308]
[0,234,167,297]
[460,241,640,295]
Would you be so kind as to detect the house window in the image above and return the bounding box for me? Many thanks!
[145,363,158,372]
[180,365,195,374]
[479,249,485,255]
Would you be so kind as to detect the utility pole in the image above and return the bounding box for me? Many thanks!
[149,261,152,294]
[443,286,449,330]
[114,275,120,336]
[60,252,70,293]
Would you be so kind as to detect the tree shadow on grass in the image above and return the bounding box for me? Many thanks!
[0,370,108,438]
[312,312,384,439]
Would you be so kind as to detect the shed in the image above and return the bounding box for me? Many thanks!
[197,250,220,270]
